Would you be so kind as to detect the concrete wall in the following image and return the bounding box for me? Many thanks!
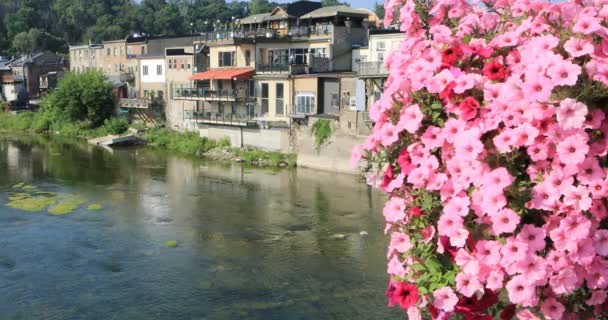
[166,99,198,131]
[254,78,292,120]
[199,125,291,152]
[293,118,364,175]
[209,44,256,68]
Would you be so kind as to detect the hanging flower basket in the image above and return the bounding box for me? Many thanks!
[354,0,608,318]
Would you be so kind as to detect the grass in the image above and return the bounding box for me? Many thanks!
[0,110,128,139]
[144,127,219,156]
[236,148,297,167]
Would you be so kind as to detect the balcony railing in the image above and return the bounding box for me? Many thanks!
[198,25,334,43]
[357,61,389,77]
[173,87,253,101]
[119,98,150,109]
[184,111,258,127]
[257,57,331,75]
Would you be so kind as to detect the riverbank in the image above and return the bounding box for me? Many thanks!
[0,111,297,168]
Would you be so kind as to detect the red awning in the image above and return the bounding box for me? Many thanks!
[189,68,255,81]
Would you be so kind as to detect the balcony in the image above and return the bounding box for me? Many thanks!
[198,25,335,44]
[357,61,389,78]
[185,111,258,127]
[173,87,254,101]
[257,57,331,75]
[119,98,150,109]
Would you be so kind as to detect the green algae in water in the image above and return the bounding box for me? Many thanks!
[87,203,103,211]
[49,195,86,215]
[165,240,179,248]
[6,195,58,212]
[22,185,37,190]
[11,182,25,189]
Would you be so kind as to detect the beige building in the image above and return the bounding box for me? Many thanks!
[69,43,104,73]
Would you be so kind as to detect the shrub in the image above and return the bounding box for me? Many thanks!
[42,70,116,127]
[310,119,332,152]
[144,128,217,156]
[354,0,608,318]
[103,118,128,135]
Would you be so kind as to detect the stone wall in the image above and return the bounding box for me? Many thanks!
[198,125,291,152]
[293,118,365,175]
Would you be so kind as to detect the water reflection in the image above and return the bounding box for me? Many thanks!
[0,135,400,320]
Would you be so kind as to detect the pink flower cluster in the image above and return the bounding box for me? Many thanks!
[355,0,608,318]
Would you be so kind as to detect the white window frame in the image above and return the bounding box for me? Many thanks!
[156,64,162,76]
[143,65,149,76]
[296,92,315,114]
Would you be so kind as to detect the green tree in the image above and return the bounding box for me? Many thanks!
[249,0,273,14]
[375,2,385,20]
[321,0,347,7]
[42,70,116,127]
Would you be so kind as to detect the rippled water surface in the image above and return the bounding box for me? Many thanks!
[0,135,400,320]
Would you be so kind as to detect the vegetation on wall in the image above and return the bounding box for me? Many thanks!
[310,119,333,153]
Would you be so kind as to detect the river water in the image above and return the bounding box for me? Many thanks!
[0,135,400,320]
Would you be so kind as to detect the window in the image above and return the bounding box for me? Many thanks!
[296,93,315,114]
[114,64,118,72]
[157,64,162,76]
[141,46,146,55]
[120,64,124,71]
[289,48,308,65]
[276,83,284,115]
[231,102,236,114]
[378,52,385,62]
[245,50,251,66]
[219,51,236,67]
[107,48,111,56]
[269,49,289,66]
[181,60,184,69]
[187,63,191,69]
[248,80,255,97]
[114,48,117,56]
[144,90,149,97]
[311,48,327,58]
[218,103,224,114]
[158,90,164,100]
[279,21,287,29]
[143,65,149,76]
[261,83,269,114]
[377,41,386,51]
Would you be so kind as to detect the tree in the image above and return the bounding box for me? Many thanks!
[321,0,347,7]
[249,0,273,14]
[375,2,385,20]
[42,70,116,127]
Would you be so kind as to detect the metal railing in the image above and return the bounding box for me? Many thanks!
[119,98,150,109]
[198,25,334,42]
[173,87,253,100]
[256,63,290,73]
[184,111,258,126]
[357,61,389,77]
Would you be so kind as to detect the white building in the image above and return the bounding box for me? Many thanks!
[139,56,166,99]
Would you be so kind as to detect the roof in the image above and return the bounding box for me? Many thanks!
[189,68,255,81]
[239,13,271,24]
[9,52,64,67]
[300,5,369,19]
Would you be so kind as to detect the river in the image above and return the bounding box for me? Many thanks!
[0,135,400,320]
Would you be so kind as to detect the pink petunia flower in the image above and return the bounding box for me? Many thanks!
[433,287,458,312]
[540,297,565,320]
[455,272,482,297]
[390,232,414,253]
[556,133,589,165]
[564,37,594,57]
[491,208,521,235]
[556,98,588,130]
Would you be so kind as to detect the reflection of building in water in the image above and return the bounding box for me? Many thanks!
[7,144,19,169]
